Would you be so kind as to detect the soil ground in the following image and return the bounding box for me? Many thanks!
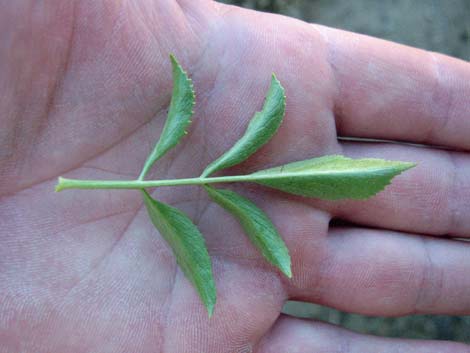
[222,0,470,343]
[222,0,470,59]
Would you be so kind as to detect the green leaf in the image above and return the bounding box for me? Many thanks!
[141,190,216,316]
[250,155,416,200]
[204,185,291,278]
[201,74,286,177]
[139,55,195,180]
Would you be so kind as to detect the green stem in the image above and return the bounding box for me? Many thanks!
[55,174,254,192]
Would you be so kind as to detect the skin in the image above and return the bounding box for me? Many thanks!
[1,0,469,352]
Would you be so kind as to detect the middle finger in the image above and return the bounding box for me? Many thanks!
[316,141,470,238]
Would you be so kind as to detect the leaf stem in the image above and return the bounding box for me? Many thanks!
[56,175,254,192]
[56,161,415,192]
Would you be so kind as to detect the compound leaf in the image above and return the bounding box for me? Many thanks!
[201,74,285,177]
[204,185,291,278]
[250,155,415,199]
[139,55,195,180]
[141,190,216,316]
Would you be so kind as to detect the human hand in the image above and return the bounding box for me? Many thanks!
[1,1,469,352]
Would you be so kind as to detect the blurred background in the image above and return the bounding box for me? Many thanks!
[221,0,470,343]
[222,0,470,59]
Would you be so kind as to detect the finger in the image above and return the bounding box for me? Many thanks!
[255,315,469,353]
[316,25,470,149]
[286,227,470,316]
[319,141,470,238]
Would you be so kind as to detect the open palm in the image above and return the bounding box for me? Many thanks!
[1,1,470,352]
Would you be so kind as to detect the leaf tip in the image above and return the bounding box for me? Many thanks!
[202,279,217,318]
[169,53,177,65]
[206,301,215,318]
[399,161,417,172]
[169,53,184,75]
[270,73,286,108]
[281,264,292,279]
[270,73,282,86]
[277,252,292,278]
[365,160,417,199]
[386,161,417,182]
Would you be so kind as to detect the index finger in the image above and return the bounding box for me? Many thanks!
[317,25,470,150]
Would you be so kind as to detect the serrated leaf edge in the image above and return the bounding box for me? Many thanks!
[204,185,292,278]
